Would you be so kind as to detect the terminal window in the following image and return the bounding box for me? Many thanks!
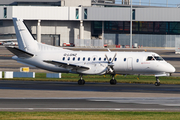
[139,22,153,32]
[0,21,3,26]
[4,8,7,18]
[92,21,180,35]
[84,9,87,19]
[132,9,135,20]
[76,9,79,19]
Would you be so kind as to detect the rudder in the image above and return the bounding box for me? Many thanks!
[13,18,37,52]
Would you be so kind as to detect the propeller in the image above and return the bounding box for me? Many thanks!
[104,53,117,73]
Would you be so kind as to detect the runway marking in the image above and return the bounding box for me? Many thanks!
[162,104,180,106]
[88,98,180,107]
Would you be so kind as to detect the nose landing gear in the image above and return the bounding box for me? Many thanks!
[155,77,160,86]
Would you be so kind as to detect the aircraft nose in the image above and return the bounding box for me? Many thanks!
[166,63,176,73]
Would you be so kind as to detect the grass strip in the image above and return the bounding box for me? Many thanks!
[0,111,180,120]
[1,73,180,85]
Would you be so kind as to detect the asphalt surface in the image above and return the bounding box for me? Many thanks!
[1,46,180,111]
[0,81,180,111]
[1,80,180,94]
[0,98,180,111]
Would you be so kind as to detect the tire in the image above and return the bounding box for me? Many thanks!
[110,79,117,85]
[78,79,85,85]
[155,82,160,86]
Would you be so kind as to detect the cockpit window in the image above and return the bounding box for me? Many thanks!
[147,56,164,61]
[147,56,155,61]
[154,56,164,61]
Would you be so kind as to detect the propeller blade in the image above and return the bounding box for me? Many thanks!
[111,53,117,63]
[105,54,110,63]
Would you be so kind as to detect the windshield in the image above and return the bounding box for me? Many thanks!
[146,56,164,61]
[154,56,164,61]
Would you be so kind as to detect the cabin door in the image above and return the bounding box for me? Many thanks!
[127,57,133,71]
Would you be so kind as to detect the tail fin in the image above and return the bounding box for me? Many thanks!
[13,18,37,52]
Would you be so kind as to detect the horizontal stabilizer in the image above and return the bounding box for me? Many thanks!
[43,60,89,71]
[6,46,34,58]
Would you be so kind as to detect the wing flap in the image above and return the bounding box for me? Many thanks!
[6,46,34,58]
[43,60,90,70]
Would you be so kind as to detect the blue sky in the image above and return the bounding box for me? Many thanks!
[116,0,180,7]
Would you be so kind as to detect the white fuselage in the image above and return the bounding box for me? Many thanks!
[12,50,175,76]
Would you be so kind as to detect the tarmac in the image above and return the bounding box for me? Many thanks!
[1,81,180,111]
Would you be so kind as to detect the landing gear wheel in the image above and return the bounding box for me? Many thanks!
[110,79,117,85]
[155,77,160,86]
[155,82,160,86]
[78,79,85,85]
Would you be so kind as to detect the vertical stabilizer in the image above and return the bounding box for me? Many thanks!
[13,18,37,52]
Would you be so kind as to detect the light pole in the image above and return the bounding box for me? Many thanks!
[130,0,132,48]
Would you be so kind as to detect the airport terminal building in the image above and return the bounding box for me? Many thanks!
[0,0,180,47]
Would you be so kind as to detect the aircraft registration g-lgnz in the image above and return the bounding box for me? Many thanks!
[6,18,176,86]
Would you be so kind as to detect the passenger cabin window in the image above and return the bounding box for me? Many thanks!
[73,57,75,61]
[78,57,80,61]
[147,56,164,61]
[62,57,65,61]
[115,58,117,61]
[83,57,85,61]
[109,58,112,61]
[124,58,126,61]
[68,57,70,61]
[93,58,96,61]
[99,57,101,61]
[88,57,90,61]
[104,58,106,61]
[137,59,139,63]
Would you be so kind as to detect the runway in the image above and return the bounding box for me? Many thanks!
[0,98,180,111]
[1,80,180,111]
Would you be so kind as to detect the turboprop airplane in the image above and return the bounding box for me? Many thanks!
[6,18,176,86]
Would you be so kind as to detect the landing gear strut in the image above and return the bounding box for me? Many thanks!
[110,74,117,85]
[155,77,160,86]
[78,75,85,85]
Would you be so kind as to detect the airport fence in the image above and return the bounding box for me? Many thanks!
[104,34,179,48]
[75,34,179,48]
[175,36,180,54]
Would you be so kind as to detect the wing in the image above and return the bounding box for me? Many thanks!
[6,46,34,58]
[43,60,90,71]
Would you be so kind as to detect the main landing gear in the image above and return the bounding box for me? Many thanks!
[78,75,85,85]
[110,74,117,85]
[155,77,160,86]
